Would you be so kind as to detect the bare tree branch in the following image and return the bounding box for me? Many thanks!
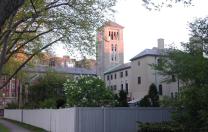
[5,29,53,64]
[0,36,63,89]
[0,0,25,30]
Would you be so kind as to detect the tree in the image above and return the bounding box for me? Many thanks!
[154,17,208,129]
[26,72,68,108]
[0,0,25,30]
[117,90,128,107]
[139,83,159,107]
[64,77,116,107]
[142,0,193,10]
[148,83,159,107]
[0,0,116,89]
[139,95,151,107]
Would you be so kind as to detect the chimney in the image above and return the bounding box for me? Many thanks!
[157,38,164,49]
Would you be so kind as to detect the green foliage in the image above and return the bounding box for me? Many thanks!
[142,0,192,11]
[0,123,9,132]
[153,17,208,129]
[160,96,176,107]
[39,98,56,109]
[0,0,117,88]
[27,72,68,108]
[64,77,116,107]
[117,90,128,107]
[139,95,151,107]
[139,83,159,107]
[148,83,159,107]
[56,98,66,109]
[138,122,189,132]
[5,102,19,109]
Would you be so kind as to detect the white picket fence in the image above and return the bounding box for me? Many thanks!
[4,107,172,132]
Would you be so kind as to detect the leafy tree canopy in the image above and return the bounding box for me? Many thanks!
[27,71,69,108]
[154,17,208,129]
[142,0,192,10]
[0,0,116,88]
[64,77,116,107]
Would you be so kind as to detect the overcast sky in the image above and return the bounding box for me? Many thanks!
[56,0,208,62]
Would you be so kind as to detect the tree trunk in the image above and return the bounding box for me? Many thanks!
[0,0,25,30]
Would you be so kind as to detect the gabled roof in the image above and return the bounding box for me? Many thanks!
[104,21,124,29]
[130,48,168,61]
[24,65,96,75]
[104,63,131,75]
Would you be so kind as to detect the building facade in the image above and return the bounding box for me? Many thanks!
[0,76,20,108]
[104,38,179,101]
[96,21,124,79]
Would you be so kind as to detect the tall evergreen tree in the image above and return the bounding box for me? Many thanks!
[118,90,128,107]
[139,83,159,107]
[148,83,159,107]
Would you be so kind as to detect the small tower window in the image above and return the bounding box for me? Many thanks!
[111,44,114,51]
[117,32,119,40]
[115,44,117,51]
[111,32,113,40]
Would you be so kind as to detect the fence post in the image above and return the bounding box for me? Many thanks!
[21,109,23,123]
[50,109,51,132]
[74,107,79,132]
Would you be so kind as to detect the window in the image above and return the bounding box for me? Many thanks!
[12,93,15,97]
[111,44,114,51]
[138,76,141,84]
[157,59,162,65]
[12,83,15,89]
[111,32,113,40]
[175,92,178,98]
[171,92,174,99]
[117,32,119,40]
[107,75,109,80]
[125,83,128,93]
[110,86,113,91]
[120,72,123,78]
[172,75,176,82]
[111,55,114,61]
[159,84,163,95]
[114,73,117,79]
[115,44,117,51]
[121,84,123,90]
[109,31,110,36]
[138,61,140,66]
[125,70,128,76]
[114,85,117,90]
[111,74,113,80]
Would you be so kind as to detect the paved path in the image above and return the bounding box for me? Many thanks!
[0,119,31,132]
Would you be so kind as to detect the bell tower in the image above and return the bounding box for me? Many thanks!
[96,21,124,79]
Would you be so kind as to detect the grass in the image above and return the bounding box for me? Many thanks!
[3,118,47,132]
[0,123,10,132]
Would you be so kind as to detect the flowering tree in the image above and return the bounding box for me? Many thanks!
[64,77,116,107]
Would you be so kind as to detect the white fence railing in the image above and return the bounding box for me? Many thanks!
[4,107,172,132]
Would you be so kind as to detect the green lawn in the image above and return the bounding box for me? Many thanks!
[0,123,10,132]
[3,118,47,132]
